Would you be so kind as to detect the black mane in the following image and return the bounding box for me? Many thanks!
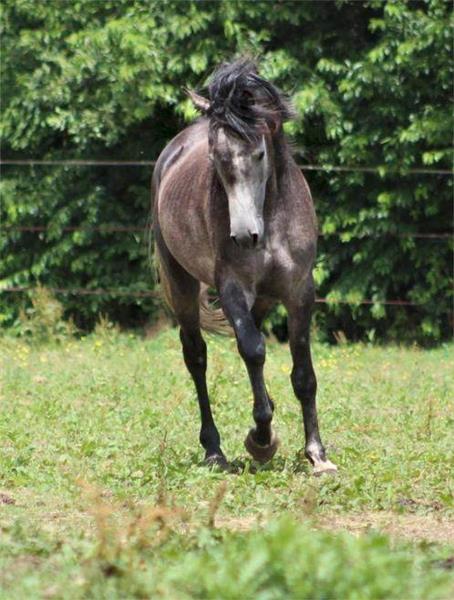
[206,58,294,141]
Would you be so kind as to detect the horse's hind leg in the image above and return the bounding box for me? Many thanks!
[285,278,337,475]
[219,280,279,464]
[179,325,227,468]
[155,234,226,468]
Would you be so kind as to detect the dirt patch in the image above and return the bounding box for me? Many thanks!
[216,515,259,531]
[0,554,42,586]
[217,512,454,544]
[316,512,454,544]
[396,497,444,512]
[0,492,15,505]
[3,486,453,546]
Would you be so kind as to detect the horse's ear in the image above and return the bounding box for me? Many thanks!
[185,88,211,113]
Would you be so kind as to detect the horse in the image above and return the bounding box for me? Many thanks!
[152,58,337,475]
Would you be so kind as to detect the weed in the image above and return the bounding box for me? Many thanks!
[12,285,76,343]
[94,314,120,340]
[207,481,228,528]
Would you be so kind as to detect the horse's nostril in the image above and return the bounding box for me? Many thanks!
[231,232,259,249]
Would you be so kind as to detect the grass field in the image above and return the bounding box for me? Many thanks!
[1,327,453,599]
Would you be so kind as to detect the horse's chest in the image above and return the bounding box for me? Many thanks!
[261,235,313,293]
[264,233,297,274]
[266,240,294,272]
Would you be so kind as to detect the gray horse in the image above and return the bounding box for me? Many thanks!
[153,59,336,475]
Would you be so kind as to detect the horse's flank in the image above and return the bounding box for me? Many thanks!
[156,121,216,287]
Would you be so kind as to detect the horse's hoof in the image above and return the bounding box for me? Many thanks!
[244,429,279,464]
[313,459,338,477]
[204,453,229,470]
[305,444,338,476]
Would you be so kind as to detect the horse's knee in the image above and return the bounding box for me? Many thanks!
[237,330,265,366]
[291,368,317,400]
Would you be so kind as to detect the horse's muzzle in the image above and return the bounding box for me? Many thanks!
[231,230,261,249]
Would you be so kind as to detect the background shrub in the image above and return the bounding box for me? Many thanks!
[1,0,452,341]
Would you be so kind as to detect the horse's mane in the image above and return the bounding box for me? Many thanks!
[206,58,294,141]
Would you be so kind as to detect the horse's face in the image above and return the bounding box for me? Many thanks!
[211,128,271,249]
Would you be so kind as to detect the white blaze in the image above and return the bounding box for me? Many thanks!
[215,130,269,241]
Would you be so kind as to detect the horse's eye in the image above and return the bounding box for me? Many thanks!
[256,151,264,161]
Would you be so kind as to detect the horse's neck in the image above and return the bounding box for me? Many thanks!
[267,130,291,206]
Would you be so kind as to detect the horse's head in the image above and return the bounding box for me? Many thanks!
[187,58,293,250]
[209,126,270,249]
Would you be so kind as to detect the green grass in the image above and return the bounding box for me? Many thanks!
[1,328,453,598]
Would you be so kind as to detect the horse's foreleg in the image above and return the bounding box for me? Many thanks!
[286,282,337,475]
[220,280,279,463]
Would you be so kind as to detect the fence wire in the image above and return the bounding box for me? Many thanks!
[2,158,451,308]
[1,286,422,306]
[1,159,453,175]
[2,225,451,239]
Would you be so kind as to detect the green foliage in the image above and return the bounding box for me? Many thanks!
[2,516,451,599]
[1,0,452,341]
[161,520,450,600]
[1,331,453,597]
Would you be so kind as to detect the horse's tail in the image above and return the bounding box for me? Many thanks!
[199,284,232,335]
[153,241,174,317]
[154,242,232,335]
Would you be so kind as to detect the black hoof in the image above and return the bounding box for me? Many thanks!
[244,429,279,464]
[204,453,229,470]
